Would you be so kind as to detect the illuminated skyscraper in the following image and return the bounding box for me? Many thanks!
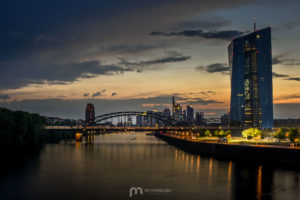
[186,105,194,122]
[172,96,183,121]
[228,25,273,129]
[85,103,95,125]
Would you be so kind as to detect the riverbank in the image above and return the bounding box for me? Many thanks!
[156,133,300,163]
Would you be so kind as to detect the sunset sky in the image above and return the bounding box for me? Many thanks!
[1,0,300,119]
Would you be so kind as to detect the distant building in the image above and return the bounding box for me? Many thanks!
[163,108,171,118]
[143,110,157,127]
[195,112,205,126]
[85,103,95,125]
[186,105,194,122]
[136,114,143,127]
[172,96,183,121]
[182,110,186,122]
[274,119,300,128]
[125,116,132,127]
[220,113,229,126]
[228,25,273,129]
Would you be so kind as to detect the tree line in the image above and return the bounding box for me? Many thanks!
[0,107,44,151]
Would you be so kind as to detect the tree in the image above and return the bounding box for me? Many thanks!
[214,130,219,137]
[242,128,262,139]
[225,130,232,136]
[204,130,211,137]
[274,128,287,141]
[242,128,254,139]
[288,128,299,143]
[259,130,267,140]
[0,108,44,150]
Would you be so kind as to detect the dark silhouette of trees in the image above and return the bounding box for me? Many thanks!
[0,108,44,150]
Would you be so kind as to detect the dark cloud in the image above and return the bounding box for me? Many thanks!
[281,21,300,30]
[92,89,106,97]
[150,29,245,40]
[277,94,300,101]
[285,77,300,82]
[0,95,10,101]
[196,63,229,73]
[111,92,117,96]
[272,55,300,66]
[0,60,133,89]
[83,93,90,97]
[0,51,191,90]
[174,19,232,30]
[272,72,289,78]
[271,71,300,82]
[0,0,256,63]
[119,52,191,72]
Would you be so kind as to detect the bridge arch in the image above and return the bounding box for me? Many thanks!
[94,111,179,126]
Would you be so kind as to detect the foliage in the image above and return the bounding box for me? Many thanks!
[204,130,211,137]
[242,128,262,139]
[214,130,230,138]
[225,130,232,136]
[0,107,44,150]
[274,128,287,141]
[260,130,268,140]
[214,130,219,137]
[287,128,299,143]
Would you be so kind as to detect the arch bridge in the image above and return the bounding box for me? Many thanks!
[94,111,180,126]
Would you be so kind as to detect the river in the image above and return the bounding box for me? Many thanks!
[1,132,300,200]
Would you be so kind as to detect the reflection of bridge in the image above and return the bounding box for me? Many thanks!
[94,111,179,126]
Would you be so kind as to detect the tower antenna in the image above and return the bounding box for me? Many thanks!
[253,17,257,32]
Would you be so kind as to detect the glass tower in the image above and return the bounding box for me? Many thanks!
[228,27,273,129]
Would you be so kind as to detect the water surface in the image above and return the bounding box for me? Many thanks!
[1,132,300,200]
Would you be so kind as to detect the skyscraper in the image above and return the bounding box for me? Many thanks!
[172,96,183,121]
[195,112,205,126]
[228,25,273,129]
[186,105,194,122]
[85,103,95,125]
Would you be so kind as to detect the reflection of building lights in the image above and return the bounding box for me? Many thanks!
[209,157,213,177]
[227,161,232,196]
[196,155,200,176]
[257,165,262,200]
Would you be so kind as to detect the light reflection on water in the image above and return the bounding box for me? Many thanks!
[1,132,300,200]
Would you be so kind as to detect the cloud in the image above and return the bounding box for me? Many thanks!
[0,50,191,90]
[271,71,300,81]
[150,29,245,40]
[276,94,300,101]
[83,93,89,97]
[120,52,190,65]
[174,19,232,30]
[111,92,117,96]
[284,77,300,82]
[196,63,229,73]
[0,95,10,101]
[92,89,106,97]
[0,60,134,89]
[272,72,289,78]
[280,21,300,30]
[119,52,191,72]
[272,55,300,66]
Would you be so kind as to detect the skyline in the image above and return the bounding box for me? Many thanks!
[1,0,300,119]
